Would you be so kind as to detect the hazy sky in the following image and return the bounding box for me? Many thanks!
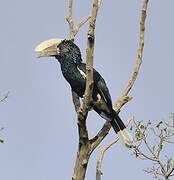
[0,0,174,180]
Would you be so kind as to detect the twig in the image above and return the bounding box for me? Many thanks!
[66,0,91,40]
[114,0,149,110]
[0,92,10,102]
[96,138,119,180]
[166,166,174,179]
[75,16,91,37]
[132,116,174,179]
[0,127,4,143]
[66,0,74,40]
[96,119,132,180]
[90,122,111,153]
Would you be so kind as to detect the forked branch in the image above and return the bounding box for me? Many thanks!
[66,0,149,179]
[91,0,149,153]
[66,0,91,40]
[95,0,149,179]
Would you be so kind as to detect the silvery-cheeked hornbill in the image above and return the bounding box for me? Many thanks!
[35,38,133,147]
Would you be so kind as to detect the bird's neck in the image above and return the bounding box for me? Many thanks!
[56,55,82,79]
[56,52,82,65]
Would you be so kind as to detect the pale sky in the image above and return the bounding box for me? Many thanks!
[0,0,174,180]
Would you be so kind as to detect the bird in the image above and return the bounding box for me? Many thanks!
[35,38,133,147]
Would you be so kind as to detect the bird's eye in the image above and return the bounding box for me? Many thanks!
[56,46,61,55]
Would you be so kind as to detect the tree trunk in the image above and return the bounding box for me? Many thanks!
[72,141,91,180]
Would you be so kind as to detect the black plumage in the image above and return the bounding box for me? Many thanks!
[35,38,133,147]
[56,40,128,136]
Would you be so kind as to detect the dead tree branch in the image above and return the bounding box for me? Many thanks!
[114,0,149,110]
[96,138,119,180]
[66,0,91,40]
[96,118,132,180]
[94,0,149,179]
[65,0,149,179]
[81,0,100,120]
[66,0,101,179]
[91,0,149,155]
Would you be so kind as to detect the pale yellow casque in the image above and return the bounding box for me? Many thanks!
[35,38,63,57]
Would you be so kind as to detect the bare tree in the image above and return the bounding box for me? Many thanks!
[65,0,149,180]
[36,0,150,179]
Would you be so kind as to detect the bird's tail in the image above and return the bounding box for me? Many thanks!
[110,111,133,148]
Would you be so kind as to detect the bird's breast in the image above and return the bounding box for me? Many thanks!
[61,65,86,97]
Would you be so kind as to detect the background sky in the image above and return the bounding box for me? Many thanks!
[0,0,174,180]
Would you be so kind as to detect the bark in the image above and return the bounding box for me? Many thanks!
[65,0,149,179]
[72,142,91,180]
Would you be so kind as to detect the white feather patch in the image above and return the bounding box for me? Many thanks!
[77,67,86,79]
[97,93,101,101]
[118,129,133,148]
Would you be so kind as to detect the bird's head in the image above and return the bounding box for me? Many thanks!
[35,38,82,64]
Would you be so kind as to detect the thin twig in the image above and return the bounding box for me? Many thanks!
[132,116,174,179]
[66,0,91,40]
[0,92,9,102]
[66,0,74,40]
[74,16,91,37]
[114,0,149,110]
[166,166,174,179]
[90,122,111,153]
[96,119,132,180]
[96,138,119,180]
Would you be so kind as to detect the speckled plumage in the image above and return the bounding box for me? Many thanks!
[35,38,133,147]
[55,40,126,133]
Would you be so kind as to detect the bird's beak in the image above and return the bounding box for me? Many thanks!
[34,38,63,58]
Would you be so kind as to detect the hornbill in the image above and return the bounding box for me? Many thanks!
[35,38,133,147]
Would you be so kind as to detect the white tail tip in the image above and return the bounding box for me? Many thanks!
[118,129,133,148]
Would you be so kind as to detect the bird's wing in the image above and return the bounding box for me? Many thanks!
[96,75,113,110]
[77,63,113,109]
